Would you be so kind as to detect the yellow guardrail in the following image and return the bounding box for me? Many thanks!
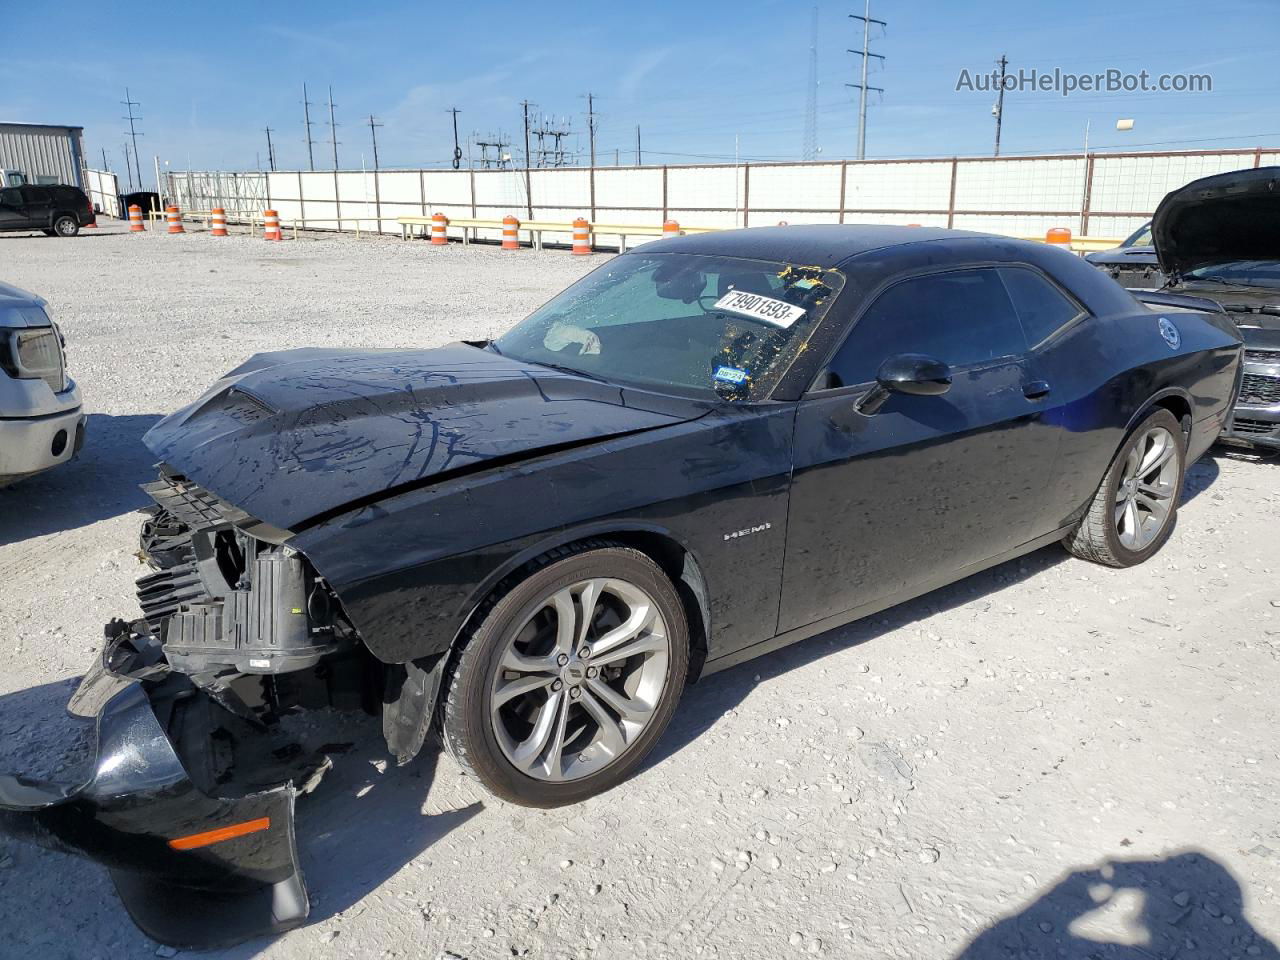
[397,216,718,251]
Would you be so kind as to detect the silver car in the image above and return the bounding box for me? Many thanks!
[0,281,85,485]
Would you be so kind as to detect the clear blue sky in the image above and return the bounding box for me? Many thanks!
[2,0,1276,184]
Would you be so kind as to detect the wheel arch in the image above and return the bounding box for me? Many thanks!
[1128,387,1194,445]
[449,522,712,682]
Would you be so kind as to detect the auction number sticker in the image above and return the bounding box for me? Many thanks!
[713,291,806,328]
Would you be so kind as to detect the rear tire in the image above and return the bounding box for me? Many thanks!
[441,544,689,807]
[52,214,79,237]
[1063,408,1185,567]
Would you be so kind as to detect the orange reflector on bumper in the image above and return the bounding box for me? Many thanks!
[168,817,271,851]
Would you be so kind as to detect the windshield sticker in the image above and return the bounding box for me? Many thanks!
[713,291,807,328]
[714,365,749,385]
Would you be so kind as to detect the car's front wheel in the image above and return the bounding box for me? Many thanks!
[441,544,689,807]
[1063,407,1185,567]
[52,215,80,237]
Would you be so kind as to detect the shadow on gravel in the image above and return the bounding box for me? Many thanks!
[0,413,160,546]
[954,849,1279,959]
[652,540,1070,771]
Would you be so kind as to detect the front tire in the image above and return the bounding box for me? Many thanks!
[441,544,689,807]
[1063,408,1185,567]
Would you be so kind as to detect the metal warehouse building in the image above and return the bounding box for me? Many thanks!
[0,122,86,189]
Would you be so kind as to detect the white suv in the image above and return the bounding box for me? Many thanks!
[0,282,85,485]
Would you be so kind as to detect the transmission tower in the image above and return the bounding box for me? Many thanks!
[326,86,340,170]
[847,0,886,160]
[532,114,574,167]
[302,83,317,171]
[474,133,511,169]
[803,7,819,161]
[121,88,144,190]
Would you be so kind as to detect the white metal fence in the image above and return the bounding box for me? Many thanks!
[168,147,1280,246]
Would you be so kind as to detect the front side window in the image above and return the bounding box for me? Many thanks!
[494,253,845,401]
[824,268,1027,387]
[998,267,1085,346]
[0,187,21,206]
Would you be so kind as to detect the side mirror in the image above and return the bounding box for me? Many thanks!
[855,353,952,415]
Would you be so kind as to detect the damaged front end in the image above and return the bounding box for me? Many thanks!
[0,470,376,948]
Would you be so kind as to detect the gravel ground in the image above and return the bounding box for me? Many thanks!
[2,221,1279,960]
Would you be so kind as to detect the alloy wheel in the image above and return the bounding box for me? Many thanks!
[1114,425,1179,550]
[489,577,670,782]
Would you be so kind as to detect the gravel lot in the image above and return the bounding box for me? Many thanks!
[2,222,1279,960]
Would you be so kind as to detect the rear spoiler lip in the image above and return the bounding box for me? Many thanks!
[1127,289,1228,314]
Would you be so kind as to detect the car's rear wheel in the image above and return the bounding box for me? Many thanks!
[441,544,688,807]
[52,215,79,237]
[1063,407,1185,567]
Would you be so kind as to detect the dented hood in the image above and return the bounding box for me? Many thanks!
[144,344,708,531]
[1153,166,1280,277]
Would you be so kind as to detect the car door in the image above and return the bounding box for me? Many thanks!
[19,187,52,229]
[777,266,1060,632]
[0,187,28,230]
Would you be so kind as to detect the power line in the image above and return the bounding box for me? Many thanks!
[302,83,317,171]
[803,6,819,161]
[847,0,886,160]
[121,87,144,190]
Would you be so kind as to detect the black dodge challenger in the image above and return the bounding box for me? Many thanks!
[0,225,1242,946]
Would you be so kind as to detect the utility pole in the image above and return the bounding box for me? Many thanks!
[100,147,109,172]
[583,92,597,169]
[993,54,1008,156]
[122,142,134,191]
[803,6,819,161]
[847,1,886,160]
[636,125,642,165]
[366,115,382,170]
[326,86,340,170]
[121,88,145,190]
[446,107,462,169]
[302,83,316,171]
[264,126,277,172]
[520,100,534,219]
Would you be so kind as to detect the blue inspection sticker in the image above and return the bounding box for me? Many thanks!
[714,366,749,385]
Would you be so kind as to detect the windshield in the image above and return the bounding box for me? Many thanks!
[1184,260,1280,288]
[493,253,845,401]
[1122,222,1153,248]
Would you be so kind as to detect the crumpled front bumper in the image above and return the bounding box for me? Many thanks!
[0,663,309,949]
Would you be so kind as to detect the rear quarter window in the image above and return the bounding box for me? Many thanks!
[998,267,1086,347]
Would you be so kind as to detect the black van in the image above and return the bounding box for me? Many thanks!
[0,184,96,237]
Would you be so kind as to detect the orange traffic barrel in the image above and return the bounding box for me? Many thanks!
[572,218,590,255]
[662,219,681,238]
[210,208,227,237]
[501,215,519,250]
[165,206,184,234]
[1045,226,1073,249]
[431,212,448,245]
[128,204,145,232]
[263,209,281,242]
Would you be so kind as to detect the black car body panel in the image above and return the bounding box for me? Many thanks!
[1150,167,1280,448]
[1,225,1242,947]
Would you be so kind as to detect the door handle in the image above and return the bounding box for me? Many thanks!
[1023,380,1051,400]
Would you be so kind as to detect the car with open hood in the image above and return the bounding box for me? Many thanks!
[0,225,1241,948]
[1084,220,1163,288]
[1150,166,1280,450]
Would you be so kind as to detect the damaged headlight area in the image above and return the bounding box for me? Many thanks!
[0,469,382,949]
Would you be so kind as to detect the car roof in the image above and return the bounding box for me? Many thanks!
[642,224,1004,269]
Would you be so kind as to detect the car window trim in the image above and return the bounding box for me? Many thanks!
[996,264,1091,351]
[800,262,1033,397]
